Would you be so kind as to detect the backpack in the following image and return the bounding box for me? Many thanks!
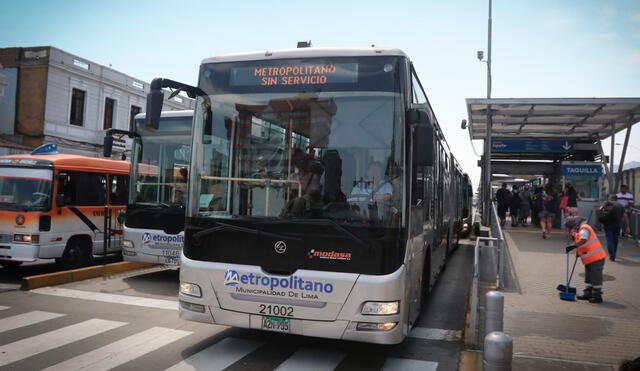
[597,202,617,225]
[532,195,544,211]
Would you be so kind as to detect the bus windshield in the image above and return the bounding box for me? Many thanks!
[195,56,405,227]
[0,168,52,212]
[129,116,191,208]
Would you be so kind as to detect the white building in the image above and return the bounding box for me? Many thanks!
[0,46,194,157]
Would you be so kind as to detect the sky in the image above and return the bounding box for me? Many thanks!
[2,0,639,187]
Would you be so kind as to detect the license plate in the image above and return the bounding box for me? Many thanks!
[261,316,290,333]
[163,255,179,264]
[162,249,180,257]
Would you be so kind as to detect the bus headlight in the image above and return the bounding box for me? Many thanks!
[361,301,399,315]
[14,234,39,244]
[180,282,202,298]
[122,240,134,249]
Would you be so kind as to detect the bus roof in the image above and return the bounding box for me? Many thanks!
[0,154,130,174]
[134,110,193,120]
[201,47,408,64]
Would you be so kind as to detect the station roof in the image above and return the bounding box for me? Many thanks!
[466,98,640,140]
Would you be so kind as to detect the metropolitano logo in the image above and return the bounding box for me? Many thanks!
[142,233,151,245]
[224,270,240,286]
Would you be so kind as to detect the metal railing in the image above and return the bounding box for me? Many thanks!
[629,207,640,244]
[468,201,508,346]
[490,201,507,289]
[469,236,497,346]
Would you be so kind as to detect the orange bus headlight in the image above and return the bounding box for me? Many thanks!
[14,234,39,244]
[356,322,398,331]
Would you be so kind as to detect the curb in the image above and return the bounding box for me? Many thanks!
[21,262,156,290]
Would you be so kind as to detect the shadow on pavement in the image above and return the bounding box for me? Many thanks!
[122,268,180,297]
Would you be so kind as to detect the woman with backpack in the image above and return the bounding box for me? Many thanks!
[538,184,559,239]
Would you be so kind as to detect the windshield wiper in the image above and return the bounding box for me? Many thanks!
[192,221,302,247]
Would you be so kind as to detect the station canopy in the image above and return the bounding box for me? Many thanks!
[466,98,640,140]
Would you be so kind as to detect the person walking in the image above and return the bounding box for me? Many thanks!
[510,184,521,227]
[599,195,629,261]
[564,216,607,303]
[519,185,532,226]
[495,183,511,227]
[531,186,544,227]
[615,184,634,238]
[562,183,581,218]
[537,184,559,239]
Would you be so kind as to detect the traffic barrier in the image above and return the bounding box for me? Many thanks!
[485,290,504,335]
[483,331,513,371]
[20,262,156,290]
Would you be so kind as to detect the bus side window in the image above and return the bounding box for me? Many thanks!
[63,172,106,206]
[110,175,129,205]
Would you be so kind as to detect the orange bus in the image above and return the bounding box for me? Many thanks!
[0,148,130,268]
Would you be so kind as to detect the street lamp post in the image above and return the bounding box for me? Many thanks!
[481,0,493,225]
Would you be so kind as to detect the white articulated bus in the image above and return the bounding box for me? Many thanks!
[145,47,471,344]
[106,111,192,265]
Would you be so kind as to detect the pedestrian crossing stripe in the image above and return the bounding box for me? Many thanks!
[166,337,263,371]
[32,287,177,310]
[0,310,65,333]
[275,348,347,371]
[0,318,127,367]
[0,305,9,310]
[43,327,192,371]
[382,357,439,371]
[0,309,443,370]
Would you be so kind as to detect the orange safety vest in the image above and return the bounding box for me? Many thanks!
[573,224,606,265]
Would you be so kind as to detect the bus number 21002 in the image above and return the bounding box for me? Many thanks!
[258,304,293,317]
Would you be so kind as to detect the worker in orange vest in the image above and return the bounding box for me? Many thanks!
[564,216,607,303]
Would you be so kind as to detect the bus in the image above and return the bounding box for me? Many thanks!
[147,47,470,344]
[0,144,129,268]
[105,111,193,266]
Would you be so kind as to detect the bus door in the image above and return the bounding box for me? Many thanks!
[107,173,129,251]
[56,171,110,254]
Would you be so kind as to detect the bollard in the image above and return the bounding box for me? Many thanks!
[485,290,504,335]
[484,331,513,371]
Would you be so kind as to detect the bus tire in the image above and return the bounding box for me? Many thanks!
[59,240,92,268]
[0,261,22,269]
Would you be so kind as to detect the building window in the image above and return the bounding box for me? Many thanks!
[129,105,141,131]
[104,97,116,130]
[70,88,86,126]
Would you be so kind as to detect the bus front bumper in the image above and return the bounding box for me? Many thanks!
[0,243,39,262]
[178,299,405,344]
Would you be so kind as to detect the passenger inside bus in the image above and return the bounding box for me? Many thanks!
[280,151,323,217]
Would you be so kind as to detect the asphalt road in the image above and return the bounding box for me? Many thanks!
[0,244,473,371]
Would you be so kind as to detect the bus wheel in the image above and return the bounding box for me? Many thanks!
[0,261,22,269]
[59,242,91,268]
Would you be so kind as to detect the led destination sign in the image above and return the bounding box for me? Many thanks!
[230,63,358,87]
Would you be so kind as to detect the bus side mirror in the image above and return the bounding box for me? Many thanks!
[103,135,113,157]
[146,83,164,129]
[413,124,434,166]
[407,108,430,125]
[56,194,65,207]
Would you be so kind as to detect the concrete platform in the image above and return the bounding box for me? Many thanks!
[500,224,640,370]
